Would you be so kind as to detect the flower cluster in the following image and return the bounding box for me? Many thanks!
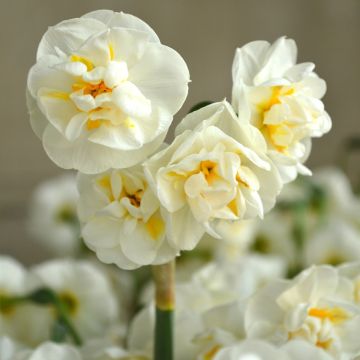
[26,10,331,269]
[15,7,355,360]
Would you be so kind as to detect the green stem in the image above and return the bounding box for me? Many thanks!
[53,296,83,346]
[152,261,175,360]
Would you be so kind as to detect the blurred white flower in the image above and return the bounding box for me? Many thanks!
[13,342,82,360]
[213,339,333,360]
[28,174,80,256]
[77,166,178,270]
[246,265,360,358]
[312,167,360,225]
[339,262,360,306]
[133,254,285,360]
[0,336,24,360]
[232,37,331,183]
[250,211,297,271]
[0,257,38,345]
[30,259,119,342]
[27,10,189,174]
[303,219,360,266]
[199,219,258,263]
[192,255,286,304]
[144,101,282,252]
[81,338,149,360]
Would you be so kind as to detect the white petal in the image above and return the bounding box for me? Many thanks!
[254,37,297,85]
[37,88,78,133]
[129,42,190,115]
[82,217,121,249]
[43,124,165,173]
[164,207,205,251]
[104,61,129,88]
[37,18,106,59]
[26,90,48,139]
[232,40,270,85]
[112,81,151,118]
[82,10,160,43]
[65,112,88,141]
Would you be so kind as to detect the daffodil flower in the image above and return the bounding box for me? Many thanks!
[27,10,189,174]
[77,166,178,269]
[232,37,331,183]
[144,101,283,251]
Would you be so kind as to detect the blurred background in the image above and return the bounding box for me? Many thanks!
[1,0,359,263]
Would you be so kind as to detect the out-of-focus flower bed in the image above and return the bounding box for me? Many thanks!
[1,166,359,359]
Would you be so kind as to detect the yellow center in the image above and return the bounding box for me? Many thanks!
[258,86,295,153]
[308,307,349,324]
[203,345,221,360]
[200,160,219,185]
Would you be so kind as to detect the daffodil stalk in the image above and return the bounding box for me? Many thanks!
[152,260,175,360]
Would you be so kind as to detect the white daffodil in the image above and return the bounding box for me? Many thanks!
[13,342,82,360]
[77,166,178,269]
[81,339,149,360]
[30,259,119,342]
[199,219,258,263]
[246,265,360,359]
[27,174,80,256]
[194,300,247,360]
[232,37,331,183]
[144,101,283,252]
[312,167,360,226]
[212,339,333,360]
[303,219,360,267]
[192,255,286,304]
[339,262,360,307]
[27,10,189,174]
[250,211,297,271]
[0,336,25,360]
[0,257,41,345]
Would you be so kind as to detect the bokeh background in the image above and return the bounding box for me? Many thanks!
[1,0,359,263]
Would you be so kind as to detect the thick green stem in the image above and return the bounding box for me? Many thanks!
[152,261,175,360]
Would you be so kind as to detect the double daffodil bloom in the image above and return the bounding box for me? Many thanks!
[27,10,189,174]
[232,37,331,182]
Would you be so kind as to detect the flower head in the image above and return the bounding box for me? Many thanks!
[30,259,119,341]
[27,10,189,174]
[245,265,360,358]
[27,174,80,256]
[77,166,178,269]
[232,37,331,182]
[144,101,283,251]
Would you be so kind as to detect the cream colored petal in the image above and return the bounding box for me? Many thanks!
[164,207,205,251]
[43,124,165,173]
[82,10,160,43]
[65,112,89,141]
[26,90,48,139]
[37,18,106,59]
[104,61,129,88]
[96,246,138,270]
[254,37,297,85]
[82,217,122,249]
[129,42,190,115]
[232,40,270,86]
[77,172,109,221]
[38,88,78,133]
[112,82,151,118]
[120,214,165,265]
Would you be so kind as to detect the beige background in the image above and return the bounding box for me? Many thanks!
[1,0,359,263]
